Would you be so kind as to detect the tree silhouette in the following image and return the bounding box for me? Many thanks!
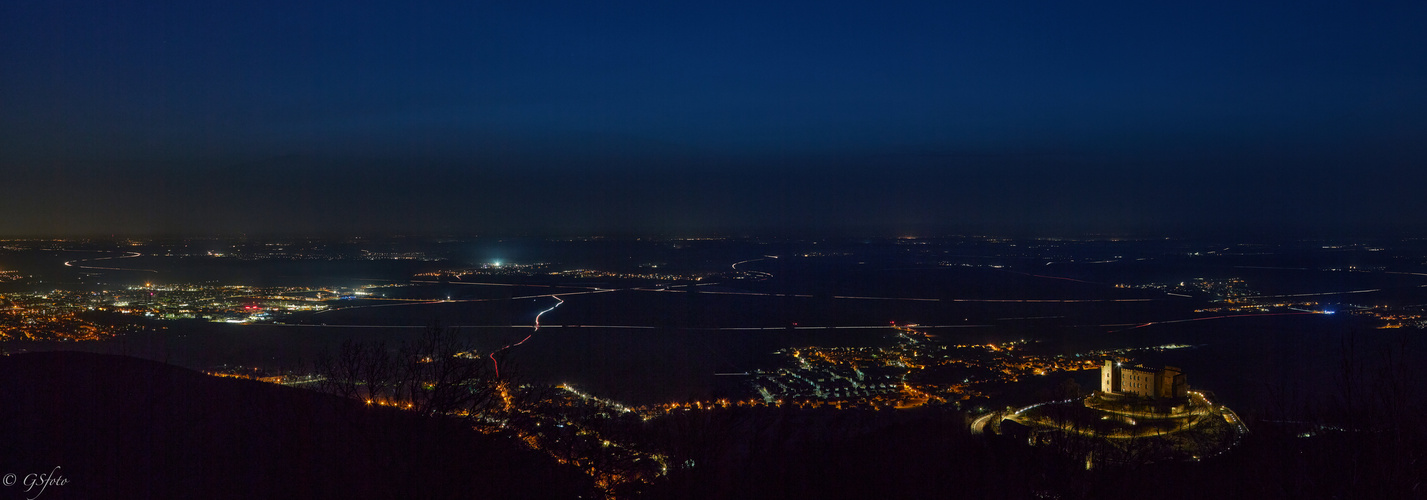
[316,323,501,424]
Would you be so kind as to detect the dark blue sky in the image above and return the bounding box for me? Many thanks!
[4,1,1426,236]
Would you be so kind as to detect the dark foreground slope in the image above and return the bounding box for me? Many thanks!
[0,351,590,499]
[632,406,1424,500]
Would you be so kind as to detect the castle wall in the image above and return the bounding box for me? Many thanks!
[1101,362,1188,399]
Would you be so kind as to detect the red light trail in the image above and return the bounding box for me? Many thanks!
[490,296,563,378]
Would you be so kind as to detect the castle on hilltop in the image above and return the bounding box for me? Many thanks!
[1100,361,1187,399]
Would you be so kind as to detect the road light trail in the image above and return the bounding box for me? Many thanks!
[62,252,157,272]
[490,296,563,378]
[1110,311,1317,332]
[1028,274,1101,285]
[631,287,1155,303]
[731,257,769,270]
[409,279,602,291]
[1251,288,1381,299]
[731,257,774,279]
[311,288,614,315]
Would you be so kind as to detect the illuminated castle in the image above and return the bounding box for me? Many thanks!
[1100,362,1187,399]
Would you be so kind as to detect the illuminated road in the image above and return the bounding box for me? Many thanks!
[633,287,1157,303]
[409,279,593,289]
[1252,288,1382,299]
[969,411,1004,436]
[489,296,563,377]
[730,257,774,279]
[984,393,1249,445]
[311,287,615,316]
[62,252,157,272]
[1110,311,1317,332]
[1004,270,1105,285]
[319,270,1163,320]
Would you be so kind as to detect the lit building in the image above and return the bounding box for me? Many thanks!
[1100,362,1186,399]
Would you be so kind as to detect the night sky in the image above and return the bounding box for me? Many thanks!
[4,1,1426,237]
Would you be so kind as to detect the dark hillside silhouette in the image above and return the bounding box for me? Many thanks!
[0,351,590,499]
